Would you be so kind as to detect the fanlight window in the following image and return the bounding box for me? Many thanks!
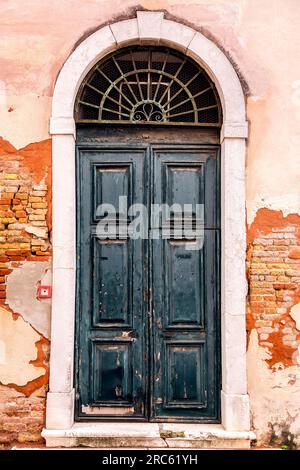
[75,47,221,126]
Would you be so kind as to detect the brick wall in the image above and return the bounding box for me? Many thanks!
[247,209,300,368]
[0,138,51,304]
[0,385,46,448]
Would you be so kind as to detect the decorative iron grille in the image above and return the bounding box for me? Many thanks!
[75,47,222,126]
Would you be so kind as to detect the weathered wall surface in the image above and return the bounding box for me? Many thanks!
[247,209,300,447]
[0,0,299,447]
[0,137,51,446]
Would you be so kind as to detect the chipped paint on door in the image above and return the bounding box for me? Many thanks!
[76,127,220,422]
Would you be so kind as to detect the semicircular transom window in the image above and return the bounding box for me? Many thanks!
[75,47,222,126]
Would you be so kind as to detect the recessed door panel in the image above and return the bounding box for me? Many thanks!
[92,341,133,403]
[92,239,132,326]
[167,240,204,327]
[166,165,203,210]
[154,150,219,228]
[165,342,206,407]
[94,164,131,221]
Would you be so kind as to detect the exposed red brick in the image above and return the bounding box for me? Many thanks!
[0,199,12,205]
[273,283,298,290]
[248,208,300,245]
[5,250,24,256]
[0,269,13,276]
[27,256,50,262]
[0,384,45,447]
[0,137,17,155]
[289,248,300,259]
[18,139,52,232]
[15,211,27,218]
[247,208,300,368]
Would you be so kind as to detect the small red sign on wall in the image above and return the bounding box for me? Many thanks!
[38,285,52,299]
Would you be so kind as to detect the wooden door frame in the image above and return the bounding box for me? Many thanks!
[43,12,251,444]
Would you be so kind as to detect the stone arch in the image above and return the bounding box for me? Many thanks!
[44,11,253,447]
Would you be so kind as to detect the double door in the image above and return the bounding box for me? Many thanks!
[76,132,220,422]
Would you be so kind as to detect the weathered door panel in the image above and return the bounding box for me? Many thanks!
[76,138,220,422]
[151,148,220,421]
[152,148,219,228]
[77,148,148,419]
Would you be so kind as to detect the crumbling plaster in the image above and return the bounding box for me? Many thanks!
[290,303,300,331]
[0,307,45,386]
[247,208,300,446]
[6,261,51,338]
[248,330,300,447]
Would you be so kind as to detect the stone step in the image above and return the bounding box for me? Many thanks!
[42,423,256,449]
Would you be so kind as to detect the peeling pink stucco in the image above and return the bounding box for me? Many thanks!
[0,307,45,386]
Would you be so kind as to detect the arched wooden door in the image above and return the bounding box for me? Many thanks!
[75,47,221,422]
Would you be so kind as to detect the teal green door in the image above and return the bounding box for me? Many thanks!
[76,142,220,422]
